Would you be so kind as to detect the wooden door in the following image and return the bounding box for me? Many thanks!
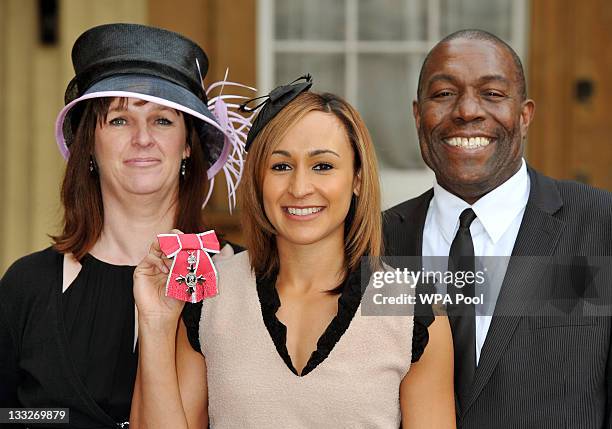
[528,0,612,190]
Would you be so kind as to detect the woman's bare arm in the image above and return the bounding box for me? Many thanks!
[130,239,190,428]
[130,315,188,428]
[176,319,208,427]
[400,316,456,429]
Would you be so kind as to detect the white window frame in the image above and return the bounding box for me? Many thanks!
[257,0,529,207]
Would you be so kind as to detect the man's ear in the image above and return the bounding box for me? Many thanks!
[353,170,362,197]
[413,100,421,129]
[520,99,536,139]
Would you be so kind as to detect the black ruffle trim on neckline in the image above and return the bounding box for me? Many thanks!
[256,263,433,375]
[256,265,369,376]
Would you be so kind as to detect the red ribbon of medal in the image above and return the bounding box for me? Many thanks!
[157,231,220,303]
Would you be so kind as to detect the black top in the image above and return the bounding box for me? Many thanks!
[0,247,132,428]
[61,254,137,425]
[184,263,434,375]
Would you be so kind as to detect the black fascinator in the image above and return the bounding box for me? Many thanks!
[240,75,313,151]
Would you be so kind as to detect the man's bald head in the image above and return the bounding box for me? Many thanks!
[417,29,527,101]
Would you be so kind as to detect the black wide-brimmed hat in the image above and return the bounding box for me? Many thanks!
[55,23,251,188]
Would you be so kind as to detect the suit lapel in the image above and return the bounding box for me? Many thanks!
[404,193,430,259]
[385,189,432,259]
[461,169,565,416]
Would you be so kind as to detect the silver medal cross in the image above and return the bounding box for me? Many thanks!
[176,252,205,295]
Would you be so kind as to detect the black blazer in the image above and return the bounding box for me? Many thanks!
[383,167,612,429]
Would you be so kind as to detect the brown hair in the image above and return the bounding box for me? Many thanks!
[52,97,209,260]
[240,92,382,282]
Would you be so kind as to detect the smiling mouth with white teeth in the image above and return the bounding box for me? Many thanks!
[444,137,492,148]
[285,207,323,216]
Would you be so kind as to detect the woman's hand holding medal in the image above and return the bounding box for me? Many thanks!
[133,229,186,326]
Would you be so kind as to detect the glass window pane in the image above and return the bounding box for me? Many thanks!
[275,0,346,40]
[440,0,513,41]
[275,53,346,97]
[357,54,424,169]
[358,0,428,41]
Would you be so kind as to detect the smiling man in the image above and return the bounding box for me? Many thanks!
[384,30,612,428]
[414,33,533,204]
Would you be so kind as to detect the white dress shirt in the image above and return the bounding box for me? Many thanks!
[422,159,530,364]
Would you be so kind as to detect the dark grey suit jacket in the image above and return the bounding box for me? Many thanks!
[383,167,612,429]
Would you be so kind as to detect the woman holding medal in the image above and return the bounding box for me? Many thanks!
[0,23,249,428]
[133,76,455,428]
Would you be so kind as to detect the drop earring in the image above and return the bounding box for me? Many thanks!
[180,158,187,177]
[89,155,97,175]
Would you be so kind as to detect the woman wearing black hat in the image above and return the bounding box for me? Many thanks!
[132,77,455,428]
[0,23,249,428]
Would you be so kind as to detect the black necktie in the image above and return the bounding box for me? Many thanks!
[448,208,477,411]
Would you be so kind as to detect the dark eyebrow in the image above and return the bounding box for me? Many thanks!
[309,149,340,158]
[425,74,457,89]
[477,74,510,86]
[152,105,177,113]
[108,104,178,114]
[271,149,340,158]
[426,73,511,89]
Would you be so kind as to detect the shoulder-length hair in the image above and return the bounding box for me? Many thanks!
[241,91,382,280]
[52,97,209,260]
